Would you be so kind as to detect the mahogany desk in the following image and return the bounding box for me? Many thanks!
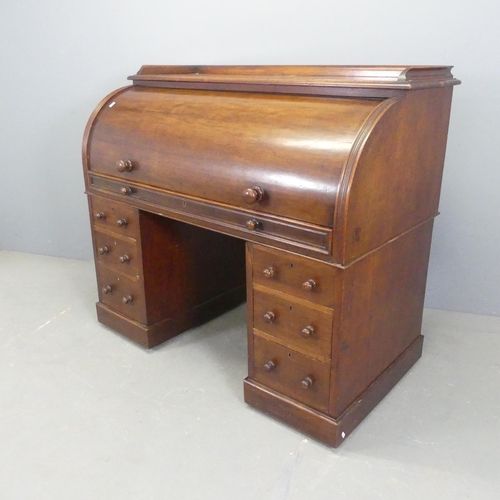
[83,66,460,447]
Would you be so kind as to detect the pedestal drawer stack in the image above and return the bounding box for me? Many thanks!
[90,197,146,322]
[246,244,339,414]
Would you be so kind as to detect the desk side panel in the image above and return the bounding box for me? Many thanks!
[335,87,454,264]
[330,219,434,417]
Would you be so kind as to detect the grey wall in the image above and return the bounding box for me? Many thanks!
[1,0,499,316]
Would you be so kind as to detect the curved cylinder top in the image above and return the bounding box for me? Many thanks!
[85,87,384,227]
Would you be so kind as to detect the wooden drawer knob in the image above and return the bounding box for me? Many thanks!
[120,186,133,196]
[122,295,133,304]
[263,360,276,372]
[301,376,314,390]
[246,219,260,231]
[300,326,315,339]
[119,254,130,263]
[262,267,275,279]
[98,246,109,255]
[116,160,134,172]
[262,311,275,323]
[117,219,128,227]
[302,279,316,292]
[102,285,112,294]
[243,186,264,204]
[95,211,106,220]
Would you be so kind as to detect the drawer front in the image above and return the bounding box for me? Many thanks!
[88,175,332,255]
[253,289,333,362]
[253,336,330,412]
[94,230,140,278]
[253,246,336,307]
[90,196,140,240]
[97,265,146,323]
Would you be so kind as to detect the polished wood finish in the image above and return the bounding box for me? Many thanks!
[116,159,134,172]
[83,65,459,446]
[253,289,333,362]
[243,187,264,205]
[86,88,381,226]
[263,360,276,372]
[333,88,455,264]
[94,230,140,277]
[129,65,460,98]
[97,264,146,321]
[244,333,423,448]
[330,219,435,416]
[252,246,337,306]
[90,197,139,239]
[88,174,332,257]
[253,335,330,412]
[136,211,245,326]
[301,279,316,292]
[262,267,275,279]
[300,326,315,339]
[96,286,246,349]
[88,197,246,348]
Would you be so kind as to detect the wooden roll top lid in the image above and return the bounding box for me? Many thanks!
[84,65,459,263]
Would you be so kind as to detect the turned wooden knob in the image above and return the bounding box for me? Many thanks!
[301,376,314,390]
[262,267,275,279]
[263,360,276,372]
[242,186,264,204]
[122,295,133,304]
[95,212,106,220]
[116,160,134,172]
[102,285,112,294]
[117,219,128,227]
[302,279,317,292]
[300,326,315,339]
[98,246,109,255]
[119,254,130,263]
[262,311,275,323]
[120,186,133,196]
[246,219,260,231]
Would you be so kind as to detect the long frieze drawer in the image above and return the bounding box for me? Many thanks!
[90,196,140,240]
[96,265,146,323]
[88,174,332,254]
[94,230,141,278]
[253,289,333,362]
[253,245,337,307]
[253,336,330,412]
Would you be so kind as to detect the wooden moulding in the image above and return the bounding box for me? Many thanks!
[244,334,423,448]
[129,65,461,93]
[96,284,246,349]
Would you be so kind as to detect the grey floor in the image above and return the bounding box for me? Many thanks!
[0,250,499,500]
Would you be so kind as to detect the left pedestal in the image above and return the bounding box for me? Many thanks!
[88,195,247,348]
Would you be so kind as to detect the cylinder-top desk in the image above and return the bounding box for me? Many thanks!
[83,66,460,447]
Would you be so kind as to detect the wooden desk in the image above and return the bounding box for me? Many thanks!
[83,65,460,447]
